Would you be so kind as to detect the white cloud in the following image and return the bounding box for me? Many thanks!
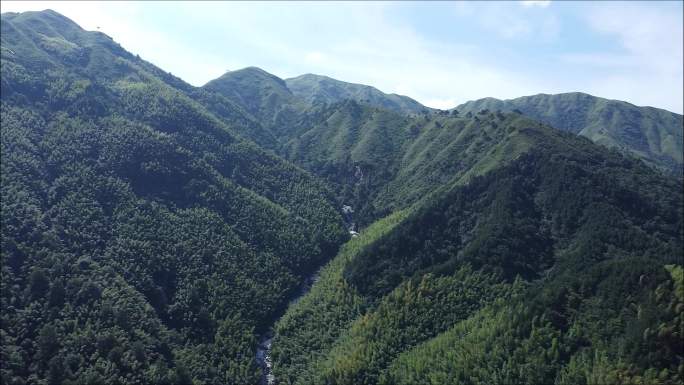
[520,1,551,8]
[284,9,545,110]
[459,2,560,41]
[585,3,682,76]
[560,52,634,66]
[0,1,555,109]
[422,98,460,110]
[304,51,326,64]
[573,3,683,112]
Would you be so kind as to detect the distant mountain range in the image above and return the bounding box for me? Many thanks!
[1,9,682,385]
[200,66,683,177]
[457,93,683,175]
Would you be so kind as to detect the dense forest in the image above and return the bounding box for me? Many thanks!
[1,9,683,385]
[1,10,346,385]
[272,119,684,385]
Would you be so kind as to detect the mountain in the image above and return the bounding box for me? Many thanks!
[276,103,542,228]
[1,10,346,385]
[203,67,298,121]
[2,9,683,385]
[202,73,682,230]
[272,118,684,385]
[286,73,431,115]
[456,93,684,175]
[201,73,496,229]
[199,70,431,150]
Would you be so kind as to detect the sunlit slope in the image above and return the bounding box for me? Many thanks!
[272,118,683,384]
[286,73,430,115]
[457,92,684,175]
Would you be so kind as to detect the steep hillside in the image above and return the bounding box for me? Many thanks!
[286,73,430,115]
[272,119,684,385]
[2,9,682,385]
[199,74,681,225]
[203,67,295,117]
[202,76,518,228]
[279,104,536,227]
[199,67,314,150]
[203,70,682,230]
[456,93,683,175]
[1,10,346,385]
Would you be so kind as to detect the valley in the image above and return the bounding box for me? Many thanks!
[1,8,682,385]
[257,269,321,385]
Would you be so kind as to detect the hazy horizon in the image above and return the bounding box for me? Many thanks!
[2,1,682,113]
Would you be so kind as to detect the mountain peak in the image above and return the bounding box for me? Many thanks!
[211,66,288,88]
[226,66,276,77]
[285,73,429,114]
[202,66,294,119]
[287,73,340,84]
[2,8,84,33]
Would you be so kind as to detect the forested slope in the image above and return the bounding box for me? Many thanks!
[201,82,547,228]
[2,9,682,385]
[203,70,684,230]
[285,106,535,226]
[272,119,684,385]
[1,10,346,385]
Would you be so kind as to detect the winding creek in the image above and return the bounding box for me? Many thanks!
[256,332,275,385]
[256,206,357,384]
[256,271,320,385]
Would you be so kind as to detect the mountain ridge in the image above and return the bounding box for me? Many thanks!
[456,92,683,175]
[1,9,346,384]
[460,91,681,114]
[198,65,682,178]
[285,73,431,115]
[1,9,682,385]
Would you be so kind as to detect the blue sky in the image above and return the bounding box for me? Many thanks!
[2,1,682,113]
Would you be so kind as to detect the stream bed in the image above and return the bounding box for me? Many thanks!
[256,332,275,385]
[256,271,320,385]
[257,206,356,384]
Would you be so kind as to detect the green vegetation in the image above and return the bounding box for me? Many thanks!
[457,93,684,175]
[1,10,345,385]
[272,123,683,384]
[199,67,305,148]
[285,73,430,115]
[276,101,540,227]
[2,9,683,385]
[271,210,408,384]
[386,262,684,385]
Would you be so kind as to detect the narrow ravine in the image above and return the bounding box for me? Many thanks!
[256,205,357,384]
[256,332,275,385]
[256,271,320,385]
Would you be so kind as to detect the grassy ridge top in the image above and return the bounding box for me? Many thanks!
[457,92,684,175]
[286,73,430,115]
